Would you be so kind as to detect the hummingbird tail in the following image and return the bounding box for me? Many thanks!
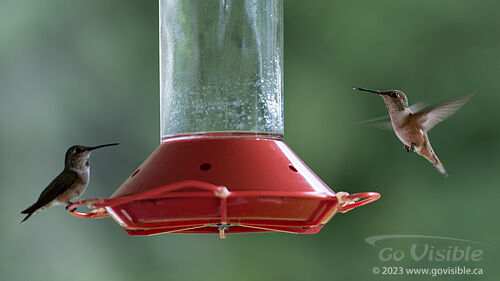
[429,150,448,177]
[20,202,43,223]
[427,151,448,177]
[434,161,448,177]
[20,212,34,224]
[419,139,448,177]
[21,203,39,214]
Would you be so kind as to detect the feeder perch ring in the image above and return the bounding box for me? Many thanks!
[337,192,381,213]
[67,178,380,237]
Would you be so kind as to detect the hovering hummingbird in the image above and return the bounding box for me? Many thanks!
[355,88,472,176]
[20,143,118,223]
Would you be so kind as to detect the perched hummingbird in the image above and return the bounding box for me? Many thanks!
[20,143,118,223]
[355,88,472,176]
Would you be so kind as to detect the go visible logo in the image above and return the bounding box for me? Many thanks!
[365,235,489,262]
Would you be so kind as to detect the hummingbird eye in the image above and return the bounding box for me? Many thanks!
[391,93,399,98]
[75,147,83,153]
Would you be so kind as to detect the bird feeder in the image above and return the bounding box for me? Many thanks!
[68,0,380,238]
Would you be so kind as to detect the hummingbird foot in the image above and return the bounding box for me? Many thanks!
[65,203,77,212]
[404,144,416,153]
[336,191,358,210]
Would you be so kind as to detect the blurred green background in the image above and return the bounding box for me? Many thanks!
[1,0,499,280]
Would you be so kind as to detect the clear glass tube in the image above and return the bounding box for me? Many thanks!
[160,0,283,140]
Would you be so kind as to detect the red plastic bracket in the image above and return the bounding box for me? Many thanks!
[67,180,227,219]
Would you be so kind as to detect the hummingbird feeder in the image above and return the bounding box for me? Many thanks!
[68,0,380,238]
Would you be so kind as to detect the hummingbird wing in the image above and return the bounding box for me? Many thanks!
[414,94,473,132]
[356,115,393,130]
[21,169,79,215]
[409,102,427,113]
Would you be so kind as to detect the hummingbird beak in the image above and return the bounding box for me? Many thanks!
[355,88,389,95]
[88,143,119,151]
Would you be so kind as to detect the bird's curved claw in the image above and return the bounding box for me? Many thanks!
[404,144,416,153]
[65,203,77,212]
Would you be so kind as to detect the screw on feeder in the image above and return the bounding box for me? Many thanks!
[217,224,230,239]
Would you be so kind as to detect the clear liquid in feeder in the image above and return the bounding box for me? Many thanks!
[160,0,283,140]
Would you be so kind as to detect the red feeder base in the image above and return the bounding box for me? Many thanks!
[69,135,380,238]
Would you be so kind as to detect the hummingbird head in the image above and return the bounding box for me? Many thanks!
[65,143,119,169]
[355,88,409,113]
